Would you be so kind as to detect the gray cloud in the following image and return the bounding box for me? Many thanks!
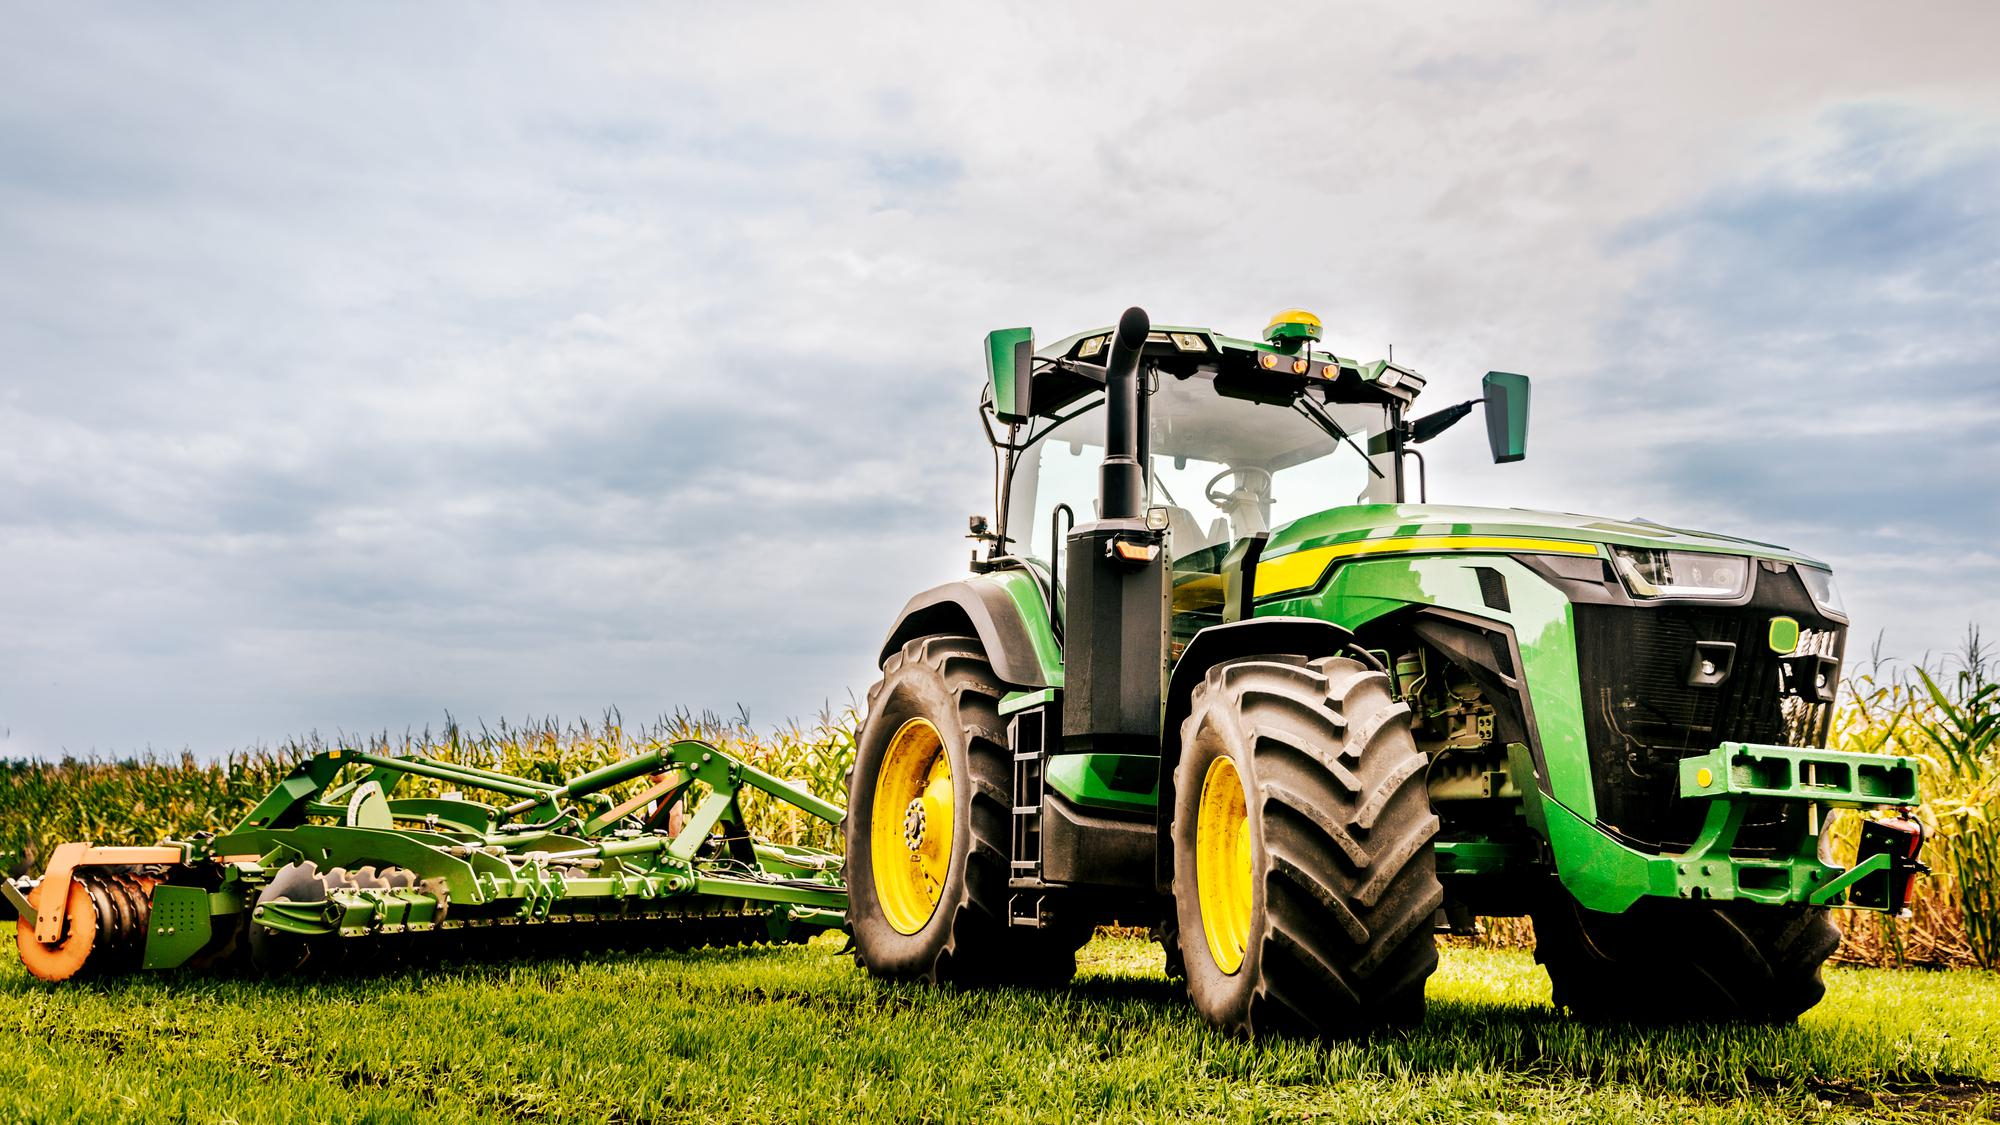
[2,3,1997,755]
[1574,105,2000,653]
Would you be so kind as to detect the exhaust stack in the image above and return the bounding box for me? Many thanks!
[1061,306,1169,757]
[1098,306,1150,519]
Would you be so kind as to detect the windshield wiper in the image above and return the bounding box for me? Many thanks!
[1293,398,1385,479]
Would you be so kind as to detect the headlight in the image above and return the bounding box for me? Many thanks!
[1609,545,1749,599]
[1798,566,1847,619]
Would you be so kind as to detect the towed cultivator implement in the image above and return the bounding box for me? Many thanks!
[4,742,847,981]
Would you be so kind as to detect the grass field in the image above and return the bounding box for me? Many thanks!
[0,643,1991,1119]
[3,933,1995,1124]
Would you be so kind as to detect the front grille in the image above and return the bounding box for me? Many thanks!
[1570,565,1844,852]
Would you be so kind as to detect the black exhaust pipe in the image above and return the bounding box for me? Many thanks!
[1099,307,1150,520]
[1059,305,1167,763]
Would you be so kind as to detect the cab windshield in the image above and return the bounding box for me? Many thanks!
[1005,371,1394,573]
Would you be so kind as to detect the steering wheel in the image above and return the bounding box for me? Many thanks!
[1204,466,1273,507]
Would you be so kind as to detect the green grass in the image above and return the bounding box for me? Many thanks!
[3,935,1995,1123]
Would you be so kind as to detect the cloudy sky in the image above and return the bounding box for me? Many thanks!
[3,3,1996,757]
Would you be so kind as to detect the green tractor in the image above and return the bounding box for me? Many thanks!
[845,305,1927,1035]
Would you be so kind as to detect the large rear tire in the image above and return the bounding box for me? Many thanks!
[1532,893,1840,1023]
[846,635,1088,986]
[1171,654,1442,1038]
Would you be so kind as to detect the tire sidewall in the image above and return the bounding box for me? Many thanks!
[846,652,976,977]
[1171,686,1264,1028]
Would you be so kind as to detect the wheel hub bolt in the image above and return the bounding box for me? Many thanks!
[903,799,926,851]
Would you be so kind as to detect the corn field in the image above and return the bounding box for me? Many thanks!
[1824,631,1999,968]
[4,636,1997,969]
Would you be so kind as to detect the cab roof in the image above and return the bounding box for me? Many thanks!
[1017,323,1428,421]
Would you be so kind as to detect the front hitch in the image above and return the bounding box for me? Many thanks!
[1672,742,1927,912]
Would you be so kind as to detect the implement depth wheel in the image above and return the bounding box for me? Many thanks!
[847,635,1087,986]
[1171,654,1442,1038]
[1532,892,1840,1024]
[15,870,158,983]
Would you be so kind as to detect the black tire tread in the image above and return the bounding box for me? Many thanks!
[1532,892,1841,1023]
[851,635,1088,987]
[1175,654,1442,1038]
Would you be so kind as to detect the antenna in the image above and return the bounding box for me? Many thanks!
[1388,343,1394,363]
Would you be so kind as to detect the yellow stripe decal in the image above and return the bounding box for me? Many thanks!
[1253,535,1602,599]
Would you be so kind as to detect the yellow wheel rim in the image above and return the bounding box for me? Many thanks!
[871,717,954,935]
[1196,755,1254,974]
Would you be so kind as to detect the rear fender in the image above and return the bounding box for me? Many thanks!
[878,570,1062,688]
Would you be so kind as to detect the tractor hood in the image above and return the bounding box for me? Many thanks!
[1263,503,1829,571]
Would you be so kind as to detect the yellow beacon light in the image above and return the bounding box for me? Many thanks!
[1263,308,1324,347]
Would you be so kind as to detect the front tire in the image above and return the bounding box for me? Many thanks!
[1533,893,1840,1023]
[846,634,1086,986]
[1171,654,1442,1038]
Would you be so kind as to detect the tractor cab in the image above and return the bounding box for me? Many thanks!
[986,309,1525,640]
[1003,345,1393,622]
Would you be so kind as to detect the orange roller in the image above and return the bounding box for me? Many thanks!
[14,871,159,982]
[15,880,99,983]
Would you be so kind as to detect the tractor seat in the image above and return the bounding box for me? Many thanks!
[1162,505,1217,560]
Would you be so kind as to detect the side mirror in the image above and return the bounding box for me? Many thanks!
[1481,371,1530,463]
[986,327,1036,424]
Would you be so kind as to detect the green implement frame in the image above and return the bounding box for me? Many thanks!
[8,740,849,981]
